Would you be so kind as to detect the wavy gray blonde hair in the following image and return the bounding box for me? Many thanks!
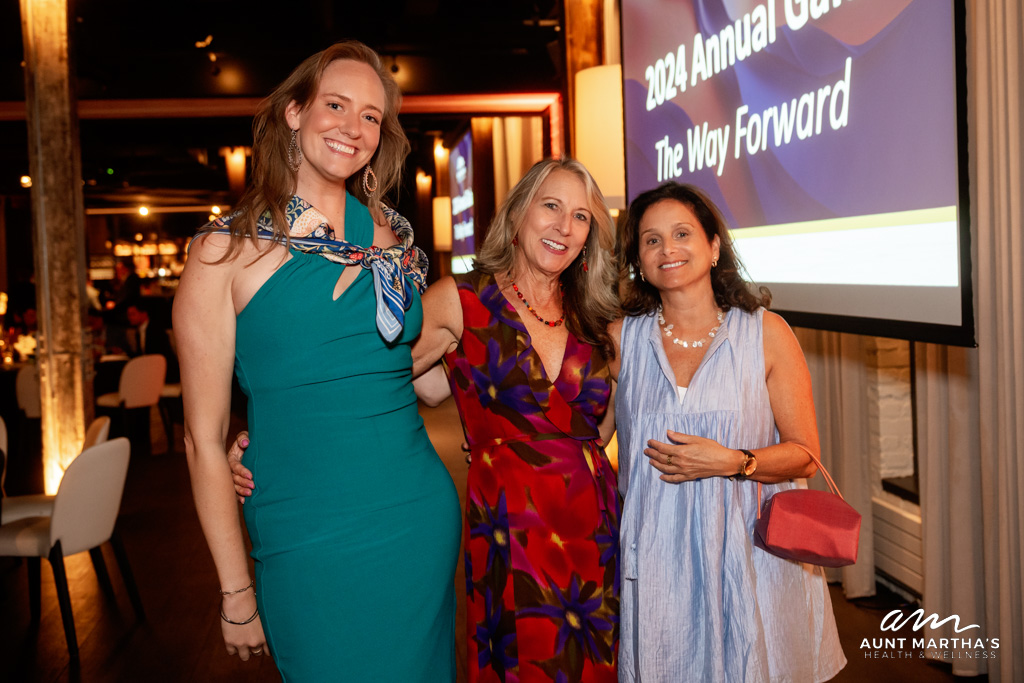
[475,157,620,358]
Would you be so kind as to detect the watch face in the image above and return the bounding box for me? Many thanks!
[742,455,757,476]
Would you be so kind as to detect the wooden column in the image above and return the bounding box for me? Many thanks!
[563,0,603,155]
[0,195,8,293]
[470,118,496,246]
[20,0,91,494]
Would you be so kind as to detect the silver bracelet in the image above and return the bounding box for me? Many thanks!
[219,579,254,596]
[220,605,259,625]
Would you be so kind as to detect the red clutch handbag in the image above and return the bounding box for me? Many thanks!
[753,453,861,568]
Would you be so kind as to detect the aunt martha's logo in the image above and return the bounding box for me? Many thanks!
[860,609,999,661]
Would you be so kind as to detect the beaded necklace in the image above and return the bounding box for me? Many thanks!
[508,271,565,328]
[658,307,724,348]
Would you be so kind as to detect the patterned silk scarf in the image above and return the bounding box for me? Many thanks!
[207,195,428,342]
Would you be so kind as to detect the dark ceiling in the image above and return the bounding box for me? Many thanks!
[0,0,566,209]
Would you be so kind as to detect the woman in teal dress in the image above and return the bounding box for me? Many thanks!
[173,42,460,681]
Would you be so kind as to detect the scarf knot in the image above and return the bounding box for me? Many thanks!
[203,196,428,342]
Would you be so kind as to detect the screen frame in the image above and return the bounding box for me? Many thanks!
[618,0,975,347]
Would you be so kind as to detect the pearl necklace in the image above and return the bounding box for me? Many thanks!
[658,307,724,348]
[508,271,565,328]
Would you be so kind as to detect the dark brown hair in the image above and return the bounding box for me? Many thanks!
[618,182,770,315]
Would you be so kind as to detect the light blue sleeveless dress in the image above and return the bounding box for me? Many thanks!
[615,307,846,682]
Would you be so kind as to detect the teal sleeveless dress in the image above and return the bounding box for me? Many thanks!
[233,204,460,681]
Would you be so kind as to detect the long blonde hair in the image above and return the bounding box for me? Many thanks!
[475,158,620,358]
[218,41,410,260]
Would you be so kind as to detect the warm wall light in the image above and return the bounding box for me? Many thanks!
[211,205,221,214]
[416,171,432,192]
[433,197,453,252]
[434,140,447,161]
[138,206,149,216]
[220,146,249,198]
[574,64,626,209]
[20,175,32,188]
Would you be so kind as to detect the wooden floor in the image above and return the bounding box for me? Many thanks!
[0,400,982,682]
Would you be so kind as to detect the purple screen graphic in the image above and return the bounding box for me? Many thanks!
[622,0,958,230]
[449,130,475,260]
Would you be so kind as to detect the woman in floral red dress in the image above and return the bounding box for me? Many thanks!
[413,158,621,682]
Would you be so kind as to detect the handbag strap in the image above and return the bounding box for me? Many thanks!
[755,445,846,520]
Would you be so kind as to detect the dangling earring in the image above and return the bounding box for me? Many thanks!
[639,268,646,282]
[362,165,378,197]
[581,245,589,272]
[287,129,303,172]
[711,258,718,268]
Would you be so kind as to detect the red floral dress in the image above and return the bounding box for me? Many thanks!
[445,270,620,683]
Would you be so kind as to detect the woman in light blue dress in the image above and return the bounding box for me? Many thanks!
[608,183,846,682]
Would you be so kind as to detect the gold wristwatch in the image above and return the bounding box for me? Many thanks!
[737,449,758,478]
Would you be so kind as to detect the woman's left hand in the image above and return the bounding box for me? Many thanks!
[227,431,255,503]
[644,430,739,482]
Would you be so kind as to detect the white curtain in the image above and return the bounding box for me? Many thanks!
[795,328,876,599]
[491,116,544,207]
[917,0,1024,679]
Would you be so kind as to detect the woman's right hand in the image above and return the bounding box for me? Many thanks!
[228,431,255,503]
[220,588,268,660]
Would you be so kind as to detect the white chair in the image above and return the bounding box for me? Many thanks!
[97,354,166,457]
[1,416,112,524]
[0,438,143,658]
[96,354,166,410]
[0,414,7,497]
[84,414,112,449]
[16,364,41,419]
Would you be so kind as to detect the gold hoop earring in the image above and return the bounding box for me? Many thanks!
[639,269,646,282]
[711,258,719,268]
[362,165,378,197]
[287,129,302,172]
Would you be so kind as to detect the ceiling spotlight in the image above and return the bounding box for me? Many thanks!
[20,175,31,188]
[211,205,221,214]
[135,233,144,241]
[138,207,149,216]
